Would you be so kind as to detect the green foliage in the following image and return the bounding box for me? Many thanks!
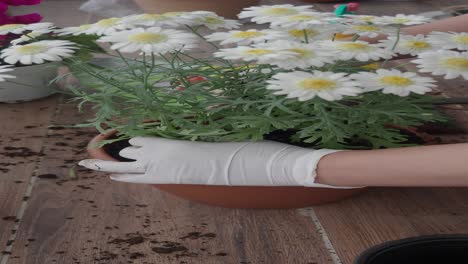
[65,52,446,150]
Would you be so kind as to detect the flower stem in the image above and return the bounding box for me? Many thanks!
[303,29,309,43]
[185,25,219,50]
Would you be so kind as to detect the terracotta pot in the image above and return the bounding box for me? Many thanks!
[0,63,57,103]
[133,0,260,19]
[87,131,365,208]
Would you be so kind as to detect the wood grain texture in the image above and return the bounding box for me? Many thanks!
[5,101,334,264]
[0,96,60,259]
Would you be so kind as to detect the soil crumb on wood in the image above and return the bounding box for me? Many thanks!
[37,174,58,179]
[152,242,188,254]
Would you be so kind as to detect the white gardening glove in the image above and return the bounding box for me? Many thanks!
[79,137,345,188]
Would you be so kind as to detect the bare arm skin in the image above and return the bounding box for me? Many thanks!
[402,14,468,35]
[316,143,468,187]
[361,14,468,43]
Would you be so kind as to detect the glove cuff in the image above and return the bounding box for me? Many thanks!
[293,149,361,189]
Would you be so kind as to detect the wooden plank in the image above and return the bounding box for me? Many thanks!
[310,2,468,264]
[313,187,468,264]
[7,101,335,264]
[0,96,60,260]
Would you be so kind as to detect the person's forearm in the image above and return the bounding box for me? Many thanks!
[403,14,468,35]
[316,143,468,187]
[360,14,468,43]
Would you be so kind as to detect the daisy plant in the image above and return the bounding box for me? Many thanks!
[0,21,103,87]
[62,5,468,149]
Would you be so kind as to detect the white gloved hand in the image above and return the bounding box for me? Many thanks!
[79,137,345,188]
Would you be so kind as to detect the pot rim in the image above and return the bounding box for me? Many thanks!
[354,234,468,264]
[87,130,120,162]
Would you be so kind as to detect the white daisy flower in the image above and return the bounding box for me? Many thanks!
[179,11,239,30]
[379,34,435,56]
[373,14,430,26]
[342,24,394,38]
[427,32,468,51]
[55,24,94,36]
[282,26,341,42]
[412,50,468,80]
[267,71,363,101]
[343,15,379,24]
[84,17,128,36]
[214,45,295,63]
[269,12,340,29]
[1,40,77,65]
[98,27,197,55]
[0,22,54,35]
[205,29,287,45]
[318,40,394,62]
[239,4,315,24]
[265,41,335,69]
[0,65,16,82]
[11,31,46,45]
[0,24,27,35]
[351,69,436,96]
[122,13,181,28]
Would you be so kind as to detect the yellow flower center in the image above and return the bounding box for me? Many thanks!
[129,32,167,43]
[288,14,318,21]
[393,18,411,24]
[442,58,468,70]
[351,25,380,32]
[202,17,223,24]
[16,44,48,55]
[337,43,371,51]
[360,16,375,22]
[232,31,265,38]
[379,76,413,86]
[97,18,120,27]
[78,24,92,30]
[361,63,380,70]
[163,11,185,17]
[138,14,168,21]
[288,29,318,38]
[287,48,312,58]
[334,33,354,40]
[244,49,272,55]
[298,78,336,91]
[454,35,468,45]
[264,8,298,16]
[0,24,25,32]
[404,40,430,49]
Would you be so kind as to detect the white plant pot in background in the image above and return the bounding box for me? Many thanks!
[0,63,58,103]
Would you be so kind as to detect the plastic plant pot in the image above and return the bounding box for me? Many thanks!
[354,235,468,264]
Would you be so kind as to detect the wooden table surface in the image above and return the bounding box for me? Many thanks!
[1,1,468,264]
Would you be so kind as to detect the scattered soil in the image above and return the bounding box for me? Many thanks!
[103,137,134,162]
[109,235,145,246]
[152,242,188,254]
[129,252,145,259]
[179,232,216,240]
[1,147,44,158]
[2,216,16,221]
[37,174,58,179]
